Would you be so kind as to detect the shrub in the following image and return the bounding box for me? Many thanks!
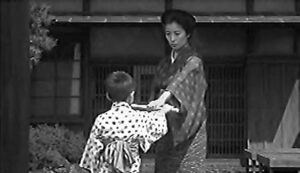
[29,124,86,172]
[30,3,57,69]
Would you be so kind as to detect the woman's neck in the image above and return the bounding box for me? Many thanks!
[171,43,190,63]
[171,51,177,63]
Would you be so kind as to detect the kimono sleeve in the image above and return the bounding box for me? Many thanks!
[138,110,168,152]
[166,56,201,92]
[79,116,104,173]
[166,56,207,145]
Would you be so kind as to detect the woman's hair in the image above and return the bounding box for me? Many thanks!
[161,9,196,36]
[105,71,136,102]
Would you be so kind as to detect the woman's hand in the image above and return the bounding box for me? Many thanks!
[148,98,165,110]
[147,91,171,110]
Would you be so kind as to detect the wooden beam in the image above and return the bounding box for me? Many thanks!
[55,15,300,24]
[0,0,30,173]
[246,0,254,15]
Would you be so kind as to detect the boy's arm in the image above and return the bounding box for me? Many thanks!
[137,109,169,152]
[79,116,104,171]
[131,103,179,112]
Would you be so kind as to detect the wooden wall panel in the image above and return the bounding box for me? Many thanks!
[173,0,246,14]
[253,0,295,14]
[30,0,298,15]
[247,62,300,149]
[90,0,164,14]
[30,0,83,13]
[90,25,165,63]
[252,28,294,55]
[192,26,246,57]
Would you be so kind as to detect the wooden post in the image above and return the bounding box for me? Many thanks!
[165,0,172,10]
[82,0,90,15]
[0,0,30,173]
[246,0,254,15]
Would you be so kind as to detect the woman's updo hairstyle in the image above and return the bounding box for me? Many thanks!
[161,9,196,36]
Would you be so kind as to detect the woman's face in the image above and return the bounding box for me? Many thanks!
[164,22,190,51]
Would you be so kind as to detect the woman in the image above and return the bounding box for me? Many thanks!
[148,9,208,173]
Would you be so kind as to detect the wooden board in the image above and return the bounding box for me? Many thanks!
[257,151,300,168]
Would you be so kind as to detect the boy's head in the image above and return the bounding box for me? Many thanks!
[105,71,136,102]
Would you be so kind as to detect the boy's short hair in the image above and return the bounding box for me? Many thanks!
[105,71,136,102]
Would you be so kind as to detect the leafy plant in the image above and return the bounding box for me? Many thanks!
[29,3,57,69]
[29,124,86,172]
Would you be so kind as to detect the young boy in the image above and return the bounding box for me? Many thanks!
[79,71,174,173]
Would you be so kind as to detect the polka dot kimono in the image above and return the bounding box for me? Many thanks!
[79,102,168,173]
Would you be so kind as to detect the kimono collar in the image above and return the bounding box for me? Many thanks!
[111,102,131,109]
[170,43,193,63]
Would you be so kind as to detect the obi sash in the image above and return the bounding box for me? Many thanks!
[102,140,137,173]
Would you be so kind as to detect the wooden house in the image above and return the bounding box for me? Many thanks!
[29,0,300,163]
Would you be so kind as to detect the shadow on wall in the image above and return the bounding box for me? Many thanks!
[272,79,300,149]
[293,132,300,148]
[248,64,300,149]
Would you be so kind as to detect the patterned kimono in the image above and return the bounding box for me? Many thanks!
[151,44,207,173]
[79,102,168,173]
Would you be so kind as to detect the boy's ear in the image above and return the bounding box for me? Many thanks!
[130,91,135,97]
[106,92,112,102]
[128,91,135,104]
